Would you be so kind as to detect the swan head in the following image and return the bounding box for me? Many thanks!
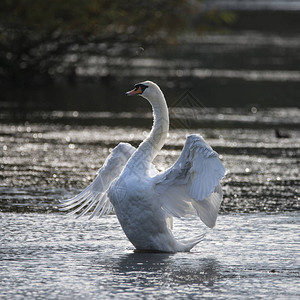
[126,81,162,102]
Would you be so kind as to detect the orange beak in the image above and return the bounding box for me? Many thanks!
[126,85,142,96]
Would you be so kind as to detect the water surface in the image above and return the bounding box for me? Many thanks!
[1,108,299,299]
[1,213,299,299]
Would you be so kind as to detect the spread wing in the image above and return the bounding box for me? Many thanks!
[154,135,226,228]
[59,142,136,219]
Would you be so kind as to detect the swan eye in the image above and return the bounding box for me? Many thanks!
[126,83,148,96]
[134,84,148,93]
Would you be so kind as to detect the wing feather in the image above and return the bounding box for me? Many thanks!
[192,184,223,228]
[154,135,226,228]
[89,193,108,219]
[60,142,136,218]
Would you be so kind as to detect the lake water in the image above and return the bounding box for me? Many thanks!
[1,0,300,297]
[1,108,299,299]
[1,213,299,299]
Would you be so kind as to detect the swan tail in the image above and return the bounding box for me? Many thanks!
[177,233,206,252]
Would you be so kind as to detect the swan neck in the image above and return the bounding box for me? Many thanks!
[138,91,169,164]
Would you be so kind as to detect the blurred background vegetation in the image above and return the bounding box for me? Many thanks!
[1,0,300,110]
[1,0,233,85]
[0,0,188,85]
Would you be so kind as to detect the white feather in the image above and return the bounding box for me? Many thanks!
[60,142,136,217]
[60,81,226,253]
[154,135,225,228]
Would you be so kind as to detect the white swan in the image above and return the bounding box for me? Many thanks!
[60,81,226,253]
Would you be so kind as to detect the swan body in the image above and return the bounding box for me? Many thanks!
[60,81,226,253]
